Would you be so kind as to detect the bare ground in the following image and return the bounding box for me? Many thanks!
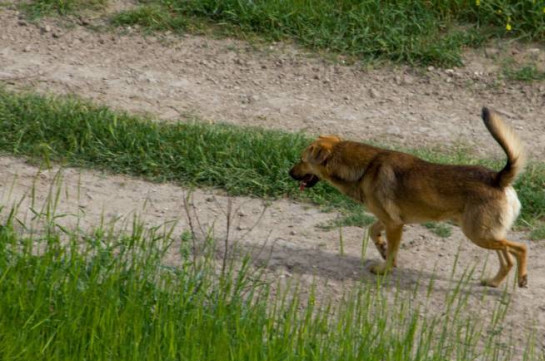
[1,4,545,358]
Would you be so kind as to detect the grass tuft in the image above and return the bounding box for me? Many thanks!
[20,0,107,18]
[318,209,375,231]
[111,3,188,32]
[424,222,453,238]
[503,63,545,82]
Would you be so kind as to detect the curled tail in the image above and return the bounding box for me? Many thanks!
[482,107,526,188]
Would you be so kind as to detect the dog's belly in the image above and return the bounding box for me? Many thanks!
[395,198,464,224]
[400,209,461,224]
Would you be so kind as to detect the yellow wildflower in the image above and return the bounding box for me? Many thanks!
[506,23,512,31]
[476,0,480,5]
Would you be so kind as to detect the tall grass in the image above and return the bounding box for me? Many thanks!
[111,0,545,66]
[0,189,537,361]
[0,88,543,228]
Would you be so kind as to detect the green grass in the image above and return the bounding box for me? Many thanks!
[530,223,545,240]
[318,209,376,231]
[0,87,543,229]
[0,196,538,361]
[110,0,545,66]
[20,0,108,18]
[111,3,188,32]
[503,64,545,82]
[424,222,453,238]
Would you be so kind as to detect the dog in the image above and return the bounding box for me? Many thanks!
[289,108,527,288]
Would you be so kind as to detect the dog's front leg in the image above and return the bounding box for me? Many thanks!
[369,224,403,275]
[369,221,387,260]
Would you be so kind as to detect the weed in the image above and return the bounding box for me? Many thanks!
[503,63,545,82]
[111,4,188,32]
[530,222,545,240]
[20,0,107,18]
[424,222,453,238]
[318,209,375,231]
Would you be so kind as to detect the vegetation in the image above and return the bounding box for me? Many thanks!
[0,193,538,360]
[4,1,545,359]
[0,88,543,229]
[20,0,107,18]
[424,222,453,238]
[111,0,545,66]
[503,63,545,82]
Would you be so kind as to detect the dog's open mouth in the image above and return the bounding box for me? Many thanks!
[299,174,319,191]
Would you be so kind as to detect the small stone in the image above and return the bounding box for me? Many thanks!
[289,230,297,236]
[23,45,31,52]
[17,20,27,26]
[484,47,499,58]
[403,75,415,85]
[369,88,380,99]
[79,16,91,26]
[445,69,455,76]
[427,66,435,72]
[41,25,51,33]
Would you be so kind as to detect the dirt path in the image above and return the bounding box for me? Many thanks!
[1,4,545,358]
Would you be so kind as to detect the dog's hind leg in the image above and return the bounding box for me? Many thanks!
[506,239,528,287]
[369,224,403,275]
[481,249,513,288]
[467,237,527,288]
[369,221,387,260]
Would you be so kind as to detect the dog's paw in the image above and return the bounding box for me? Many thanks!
[369,262,391,275]
[518,274,528,288]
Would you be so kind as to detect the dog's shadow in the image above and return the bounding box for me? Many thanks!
[246,241,508,298]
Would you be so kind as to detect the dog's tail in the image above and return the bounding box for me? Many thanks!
[482,107,526,188]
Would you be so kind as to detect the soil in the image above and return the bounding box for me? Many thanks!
[1,4,545,358]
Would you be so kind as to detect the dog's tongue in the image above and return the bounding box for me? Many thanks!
[299,181,306,191]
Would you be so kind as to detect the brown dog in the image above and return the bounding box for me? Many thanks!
[289,108,527,288]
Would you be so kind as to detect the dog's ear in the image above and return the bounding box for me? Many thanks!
[305,144,331,164]
[304,135,340,164]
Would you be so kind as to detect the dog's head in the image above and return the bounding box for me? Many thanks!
[289,135,341,191]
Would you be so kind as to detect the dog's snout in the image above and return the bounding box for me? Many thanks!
[288,167,297,180]
[289,163,306,180]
